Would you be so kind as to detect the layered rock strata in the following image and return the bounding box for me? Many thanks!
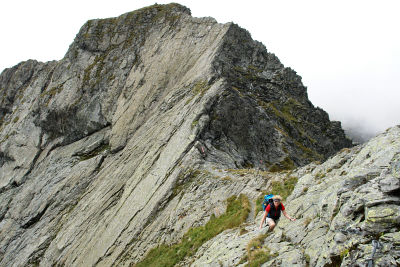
[0,4,352,267]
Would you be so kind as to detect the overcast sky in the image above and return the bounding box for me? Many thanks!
[1,0,399,138]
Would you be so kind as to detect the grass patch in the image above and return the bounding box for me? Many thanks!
[191,120,199,129]
[268,157,295,172]
[221,176,232,181]
[340,248,350,260]
[172,168,203,197]
[192,80,211,96]
[270,175,298,201]
[244,233,276,267]
[185,80,211,105]
[315,172,326,179]
[136,194,250,267]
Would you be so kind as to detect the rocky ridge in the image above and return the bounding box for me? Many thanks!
[186,125,400,267]
[0,3,357,267]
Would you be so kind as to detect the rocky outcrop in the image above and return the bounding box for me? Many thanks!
[187,126,400,267]
[0,3,354,267]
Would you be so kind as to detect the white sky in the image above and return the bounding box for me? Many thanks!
[1,0,399,137]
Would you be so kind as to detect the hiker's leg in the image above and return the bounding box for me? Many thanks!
[267,218,276,231]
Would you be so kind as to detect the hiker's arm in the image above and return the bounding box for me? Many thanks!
[259,211,268,229]
[282,210,296,221]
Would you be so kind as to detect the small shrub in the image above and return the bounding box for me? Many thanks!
[340,248,350,260]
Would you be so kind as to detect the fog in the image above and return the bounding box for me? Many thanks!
[1,0,399,142]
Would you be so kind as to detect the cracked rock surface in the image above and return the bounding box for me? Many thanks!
[187,126,400,267]
[0,4,358,267]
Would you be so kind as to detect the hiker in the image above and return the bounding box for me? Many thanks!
[259,195,296,230]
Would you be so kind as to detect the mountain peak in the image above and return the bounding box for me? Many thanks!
[0,4,357,266]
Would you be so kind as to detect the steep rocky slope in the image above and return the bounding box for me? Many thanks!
[0,4,354,267]
[186,125,400,267]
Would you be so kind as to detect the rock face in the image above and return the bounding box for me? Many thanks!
[188,125,400,267]
[0,4,355,267]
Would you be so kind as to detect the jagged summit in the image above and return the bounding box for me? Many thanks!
[69,3,191,54]
[0,4,354,266]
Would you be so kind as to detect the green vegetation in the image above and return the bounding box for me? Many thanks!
[191,120,198,129]
[172,168,202,197]
[315,172,326,180]
[304,253,311,267]
[78,143,110,161]
[185,80,211,105]
[244,233,276,267]
[221,176,232,181]
[274,126,289,137]
[193,80,211,96]
[269,156,295,172]
[136,194,250,267]
[83,55,105,87]
[340,248,350,260]
[294,140,322,161]
[275,101,295,122]
[40,83,64,99]
[254,173,297,216]
[256,98,324,162]
[270,175,298,201]
[233,65,263,84]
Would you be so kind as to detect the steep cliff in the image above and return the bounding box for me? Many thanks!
[0,4,356,267]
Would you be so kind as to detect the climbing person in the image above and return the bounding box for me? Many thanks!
[259,195,296,231]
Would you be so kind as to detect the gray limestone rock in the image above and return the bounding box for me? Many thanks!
[187,126,400,267]
[0,3,379,267]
